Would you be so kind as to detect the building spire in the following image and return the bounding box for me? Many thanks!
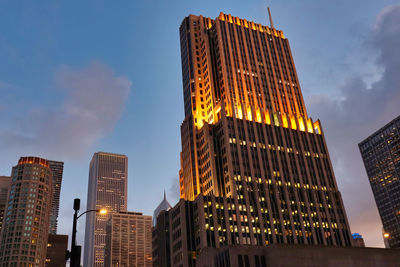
[163,189,166,200]
[268,7,274,29]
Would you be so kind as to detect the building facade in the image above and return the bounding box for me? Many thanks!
[47,161,64,235]
[0,176,11,235]
[359,115,400,248]
[84,152,128,267]
[0,157,53,267]
[178,11,352,244]
[45,234,68,267]
[105,212,152,267]
[352,233,365,247]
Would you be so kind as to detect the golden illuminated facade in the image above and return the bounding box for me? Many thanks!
[0,157,53,267]
[178,12,352,250]
[84,152,128,267]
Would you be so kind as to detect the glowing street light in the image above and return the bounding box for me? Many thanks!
[383,232,390,239]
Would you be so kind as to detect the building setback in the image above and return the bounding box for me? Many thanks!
[47,160,64,235]
[105,212,152,266]
[0,157,53,266]
[0,176,11,235]
[84,152,128,267]
[359,115,400,248]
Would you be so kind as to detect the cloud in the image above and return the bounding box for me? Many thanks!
[307,5,400,247]
[0,60,131,160]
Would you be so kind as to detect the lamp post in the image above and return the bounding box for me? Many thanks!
[69,198,107,267]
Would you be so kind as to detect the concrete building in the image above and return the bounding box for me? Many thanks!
[0,157,53,266]
[0,176,11,235]
[84,152,128,267]
[45,234,68,267]
[48,160,64,235]
[105,212,152,267]
[196,244,400,267]
[359,115,400,248]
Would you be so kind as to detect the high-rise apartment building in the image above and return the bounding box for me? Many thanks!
[177,11,352,249]
[105,212,152,266]
[47,160,64,235]
[84,152,128,267]
[0,157,53,266]
[0,176,11,235]
[359,115,400,248]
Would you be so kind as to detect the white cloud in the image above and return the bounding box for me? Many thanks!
[0,60,132,161]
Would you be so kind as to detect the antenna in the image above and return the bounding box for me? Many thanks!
[267,7,274,29]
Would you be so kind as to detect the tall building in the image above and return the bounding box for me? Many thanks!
[0,157,53,266]
[0,176,11,235]
[178,11,352,246]
[47,160,64,235]
[84,152,128,267]
[359,115,400,248]
[105,212,152,266]
[153,191,172,226]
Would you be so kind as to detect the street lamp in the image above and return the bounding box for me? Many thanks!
[68,198,107,267]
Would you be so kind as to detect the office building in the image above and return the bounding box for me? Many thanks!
[45,234,68,267]
[105,212,152,267]
[48,160,64,235]
[352,233,365,247]
[178,11,352,244]
[153,191,172,226]
[0,176,11,235]
[196,244,400,267]
[359,115,400,248]
[84,152,128,267]
[0,157,53,266]
[154,11,356,266]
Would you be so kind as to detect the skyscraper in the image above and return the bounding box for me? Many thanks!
[0,157,53,266]
[153,191,172,226]
[0,176,11,235]
[178,11,352,247]
[48,160,64,235]
[359,115,400,248]
[105,212,152,266]
[84,152,128,267]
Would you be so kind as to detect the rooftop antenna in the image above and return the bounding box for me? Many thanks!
[267,7,274,29]
[163,189,166,200]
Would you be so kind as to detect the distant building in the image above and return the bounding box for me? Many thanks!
[0,157,53,266]
[359,116,400,248]
[84,152,128,267]
[105,212,152,267]
[352,233,365,247]
[48,160,64,235]
[153,191,172,226]
[45,234,68,267]
[0,176,11,235]
[196,244,400,267]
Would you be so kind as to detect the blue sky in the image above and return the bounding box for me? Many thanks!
[1,0,400,248]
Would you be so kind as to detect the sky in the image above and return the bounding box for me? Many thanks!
[0,0,399,248]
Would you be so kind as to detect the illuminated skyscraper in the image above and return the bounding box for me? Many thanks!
[84,152,128,267]
[359,116,400,248]
[48,160,64,235]
[177,11,352,247]
[0,157,53,266]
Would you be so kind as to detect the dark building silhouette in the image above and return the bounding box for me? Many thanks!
[48,160,64,235]
[0,176,11,235]
[352,233,365,247]
[359,115,400,249]
[45,234,68,267]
